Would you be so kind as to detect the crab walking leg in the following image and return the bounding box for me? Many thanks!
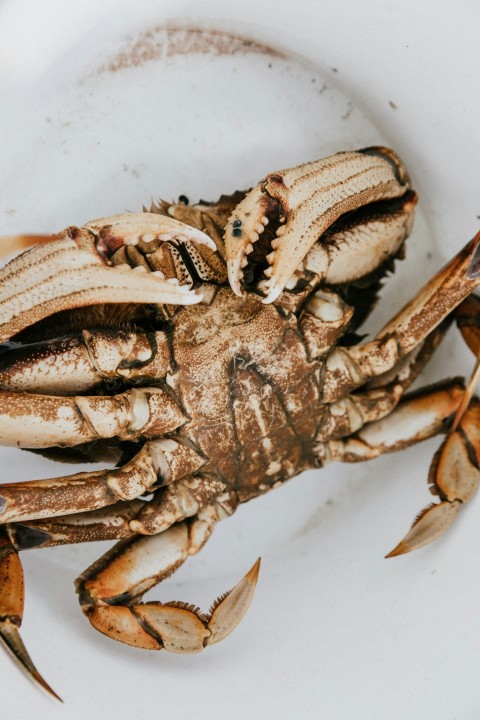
[0,328,173,395]
[455,293,480,356]
[321,232,480,402]
[3,469,225,547]
[4,501,145,550]
[316,380,465,465]
[0,485,226,692]
[0,533,61,699]
[76,503,260,652]
[0,439,205,523]
[129,475,227,535]
[386,400,480,557]
[0,385,189,448]
[0,213,214,343]
[316,325,448,442]
[315,381,480,553]
[451,293,480,428]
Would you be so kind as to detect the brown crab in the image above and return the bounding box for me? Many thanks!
[1,147,480,700]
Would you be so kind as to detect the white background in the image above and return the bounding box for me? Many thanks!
[1,1,480,719]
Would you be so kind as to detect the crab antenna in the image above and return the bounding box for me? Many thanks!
[0,622,62,702]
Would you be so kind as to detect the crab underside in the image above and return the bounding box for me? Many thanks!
[1,146,480,700]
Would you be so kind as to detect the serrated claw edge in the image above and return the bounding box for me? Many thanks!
[225,187,273,296]
[84,212,217,258]
[225,148,410,301]
[206,558,261,645]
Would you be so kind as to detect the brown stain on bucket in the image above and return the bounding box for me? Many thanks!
[97,27,284,75]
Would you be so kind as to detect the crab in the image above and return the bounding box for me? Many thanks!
[1,146,480,700]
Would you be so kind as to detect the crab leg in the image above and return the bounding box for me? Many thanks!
[315,380,480,555]
[4,500,145,550]
[451,293,480,427]
[3,466,225,549]
[0,213,215,343]
[384,294,480,556]
[76,503,260,653]
[315,380,465,465]
[0,533,60,699]
[127,474,225,535]
[1,492,241,689]
[455,293,480,356]
[0,328,172,395]
[0,444,158,524]
[386,400,480,557]
[0,439,205,524]
[0,385,189,448]
[321,232,480,402]
[316,323,448,443]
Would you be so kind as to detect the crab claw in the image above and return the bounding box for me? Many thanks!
[85,558,261,652]
[225,147,411,303]
[225,185,277,296]
[84,212,217,258]
[386,400,480,557]
[0,533,61,700]
[129,558,261,652]
[0,214,210,343]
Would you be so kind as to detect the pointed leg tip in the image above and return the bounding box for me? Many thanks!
[30,669,63,703]
[0,623,62,702]
[246,557,261,585]
[385,541,411,558]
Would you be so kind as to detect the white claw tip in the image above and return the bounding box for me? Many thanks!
[227,259,245,297]
[207,558,261,646]
[231,283,244,298]
[262,285,282,304]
